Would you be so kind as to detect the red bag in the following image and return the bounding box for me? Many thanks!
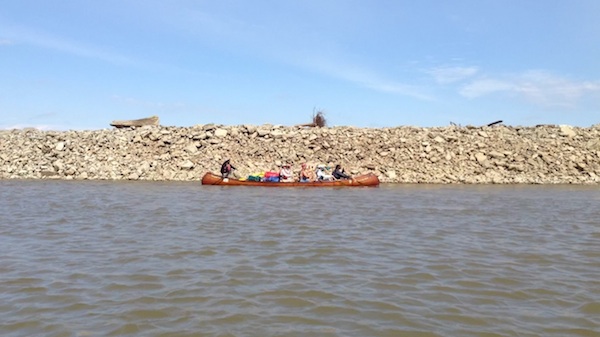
[264,171,279,178]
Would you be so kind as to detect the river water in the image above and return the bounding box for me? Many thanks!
[1,180,599,337]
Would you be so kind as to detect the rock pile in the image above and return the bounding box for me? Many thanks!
[1,124,599,184]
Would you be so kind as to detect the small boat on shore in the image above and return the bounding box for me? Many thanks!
[201,172,379,187]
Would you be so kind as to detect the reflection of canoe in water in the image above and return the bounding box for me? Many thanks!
[201,172,380,187]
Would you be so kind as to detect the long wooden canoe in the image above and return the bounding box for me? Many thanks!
[201,172,379,187]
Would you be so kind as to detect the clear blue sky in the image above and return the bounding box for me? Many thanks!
[1,1,599,130]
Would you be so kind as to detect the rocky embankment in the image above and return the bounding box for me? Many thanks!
[1,124,600,184]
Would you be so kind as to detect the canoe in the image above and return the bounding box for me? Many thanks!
[201,172,379,187]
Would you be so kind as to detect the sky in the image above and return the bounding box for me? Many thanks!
[1,0,599,130]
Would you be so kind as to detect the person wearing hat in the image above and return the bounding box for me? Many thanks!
[220,159,237,179]
[316,164,335,181]
[279,163,294,182]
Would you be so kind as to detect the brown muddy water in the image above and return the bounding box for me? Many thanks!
[1,180,599,337]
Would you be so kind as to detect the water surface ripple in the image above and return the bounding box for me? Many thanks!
[1,181,599,336]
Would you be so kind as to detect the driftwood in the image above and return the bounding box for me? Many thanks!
[296,110,327,128]
[110,116,159,128]
[486,120,503,127]
[450,120,503,128]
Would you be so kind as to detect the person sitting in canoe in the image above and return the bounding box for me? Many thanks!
[299,163,314,182]
[316,165,335,181]
[332,164,351,180]
[220,159,237,179]
[279,163,294,182]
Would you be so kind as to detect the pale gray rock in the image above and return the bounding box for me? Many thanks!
[256,128,270,137]
[179,160,194,169]
[243,124,257,134]
[271,130,285,138]
[52,160,64,172]
[475,153,487,164]
[214,128,228,137]
[489,151,505,159]
[184,144,198,153]
[559,125,577,137]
